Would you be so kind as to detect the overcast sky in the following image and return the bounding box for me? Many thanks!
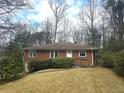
[14,0,87,26]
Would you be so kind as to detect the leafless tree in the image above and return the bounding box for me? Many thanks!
[72,27,86,44]
[80,0,99,46]
[48,0,67,42]
[0,0,29,37]
[0,0,29,29]
[42,19,53,44]
[103,0,124,41]
[58,18,71,42]
[98,9,112,48]
[0,0,29,48]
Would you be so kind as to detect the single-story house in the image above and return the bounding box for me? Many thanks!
[23,42,98,69]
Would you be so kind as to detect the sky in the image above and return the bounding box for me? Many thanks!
[14,0,87,26]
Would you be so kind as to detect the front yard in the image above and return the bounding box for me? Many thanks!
[0,67,124,93]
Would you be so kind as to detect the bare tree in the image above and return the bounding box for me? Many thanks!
[48,0,67,42]
[103,0,124,41]
[80,0,99,46]
[42,19,53,44]
[0,0,28,15]
[58,18,71,42]
[0,0,29,29]
[98,10,111,48]
[0,0,29,48]
[72,27,86,44]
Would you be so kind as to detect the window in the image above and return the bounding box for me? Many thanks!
[55,51,59,57]
[66,50,72,57]
[50,51,54,58]
[79,50,86,57]
[29,50,36,57]
[50,50,59,58]
[68,50,72,53]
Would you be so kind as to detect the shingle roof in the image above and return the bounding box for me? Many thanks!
[23,42,98,50]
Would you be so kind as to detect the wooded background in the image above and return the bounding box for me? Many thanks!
[0,0,124,81]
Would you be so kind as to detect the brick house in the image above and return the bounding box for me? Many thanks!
[23,42,98,68]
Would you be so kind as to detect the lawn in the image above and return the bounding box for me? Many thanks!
[0,67,124,93]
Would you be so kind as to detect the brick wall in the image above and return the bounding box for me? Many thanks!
[24,49,94,65]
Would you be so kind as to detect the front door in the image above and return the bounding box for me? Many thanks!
[66,50,72,58]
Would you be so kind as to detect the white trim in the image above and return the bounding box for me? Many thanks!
[50,51,52,58]
[79,50,87,57]
[92,50,94,66]
[29,50,36,58]
[50,50,59,58]
[55,50,59,57]
[50,50,54,58]
[29,52,31,58]
[66,50,72,58]
[25,63,29,72]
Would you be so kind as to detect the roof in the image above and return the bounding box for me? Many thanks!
[23,42,98,50]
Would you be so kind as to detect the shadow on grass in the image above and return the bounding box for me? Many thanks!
[0,68,75,85]
[32,68,76,74]
[0,72,28,85]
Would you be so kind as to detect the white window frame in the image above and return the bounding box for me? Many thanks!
[66,50,72,58]
[50,50,59,58]
[29,50,36,58]
[79,50,87,57]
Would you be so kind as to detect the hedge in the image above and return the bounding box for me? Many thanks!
[101,51,114,67]
[28,57,73,72]
[99,50,124,76]
[0,57,24,81]
[52,57,73,68]
[28,60,52,72]
[113,50,124,76]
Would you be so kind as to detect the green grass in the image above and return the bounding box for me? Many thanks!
[0,67,124,93]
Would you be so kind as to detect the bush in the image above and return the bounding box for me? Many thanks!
[0,57,24,81]
[99,49,124,76]
[52,57,73,68]
[28,60,52,72]
[27,58,73,72]
[113,50,124,76]
[101,51,114,67]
